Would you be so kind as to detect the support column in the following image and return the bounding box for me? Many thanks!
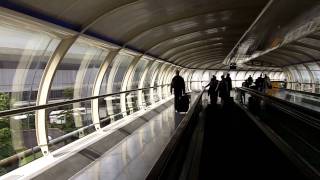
[157,65,171,100]
[302,64,315,92]
[138,60,154,108]
[91,50,119,130]
[35,37,77,155]
[150,63,164,104]
[120,56,141,116]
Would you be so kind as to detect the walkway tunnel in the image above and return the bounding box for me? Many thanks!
[0,0,320,179]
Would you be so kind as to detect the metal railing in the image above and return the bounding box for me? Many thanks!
[0,83,175,174]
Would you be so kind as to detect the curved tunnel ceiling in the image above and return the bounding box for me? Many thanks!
[4,0,270,69]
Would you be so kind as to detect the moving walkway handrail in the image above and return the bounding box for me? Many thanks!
[0,84,170,117]
[238,87,320,180]
[238,87,320,129]
[147,89,205,179]
[283,88,320,98]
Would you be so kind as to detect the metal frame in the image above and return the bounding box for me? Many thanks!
[120,55,141,116]
[160,34,242,59]
[150,63,165,103]
[303,64,315,93]
[91,50,119,130]
[125,7,255,46]
[175,49,229,65]
[146,26,246,54]
[157,65,171,100]
[169,43,231,62]
[35,37,77,155]
[137,60,154,108]
[181,55,225,67]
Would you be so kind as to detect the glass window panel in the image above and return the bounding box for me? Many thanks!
[296,65,311,83]
[127,58,148,90]
[191,70,203,91]
[142,62,160,105]
[125,58,149,112]
[306,63,320,84]
[288,66,301,82]
[0,21,60,174]
[279,72,285,81]
[252,71,261,79]
[235,71,246,87]
[201,71,210,86]
[229,71,237,87]
[268,72,275,80]
[0,110,42,175]
[0,23,60,110]
[50,38,109,100]
[103,53,134,119]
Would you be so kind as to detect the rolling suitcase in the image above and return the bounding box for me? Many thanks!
[177,94,190,112]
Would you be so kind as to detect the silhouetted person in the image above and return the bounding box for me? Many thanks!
[226,73,232,97]
[247,75,253,86]
[219,75,228,104]
[283,79,287,89]
[241,80,249,104]
[262,75,271,93]
[171,70,186,111]
[206,75,219,105]
[255,74,263,92]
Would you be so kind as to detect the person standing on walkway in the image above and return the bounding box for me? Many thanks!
[219,75,228,104]
[206,75,220,105]
[226,73,232,97]
[171,70,186,111]
[247,75,253,86]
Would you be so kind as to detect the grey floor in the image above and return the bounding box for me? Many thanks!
[69,93,199,180]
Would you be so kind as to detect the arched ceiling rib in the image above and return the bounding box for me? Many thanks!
[169,43,235,62]
[5,0,270,69]
[182,55,226,66]
[174,47,233,64]
[143,25,248,53]
[160,34,241,58]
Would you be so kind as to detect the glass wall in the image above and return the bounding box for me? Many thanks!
[143,61,160,105]
[0,19,61,175]
[189,70,285,91]
[0,10,205,177]
[126,58,148,112]
[104,53,134,120]
[48,38,109,148]
[285,62,320,93]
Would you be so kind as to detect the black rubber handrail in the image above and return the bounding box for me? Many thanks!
[238,87,320,129]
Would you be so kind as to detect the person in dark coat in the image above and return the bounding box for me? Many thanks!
[219,75,228,103]
[171,70,186,111]
[206,75,220,105]
[247,75,253,86]
[226,73,232,97]
[255,74,263,92]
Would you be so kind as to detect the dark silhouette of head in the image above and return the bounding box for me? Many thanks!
[227,73,230,77]
[212,75,216,80]
[176,70,180,76]
[221,75,225,80]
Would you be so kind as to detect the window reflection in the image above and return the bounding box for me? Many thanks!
[0,21,60,175]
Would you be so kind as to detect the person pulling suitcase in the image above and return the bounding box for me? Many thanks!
[170,70,187,112]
